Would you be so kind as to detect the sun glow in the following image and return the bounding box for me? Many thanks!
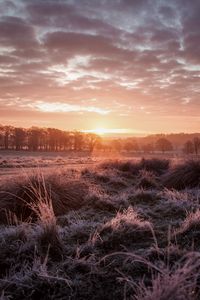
[92,128,109,135]
[83,128,135,136]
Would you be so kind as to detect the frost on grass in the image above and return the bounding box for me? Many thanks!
[99,158,169,176]
[163,160,200,190]
[128,188,159,206]
[175,210,200,249]
[136,170,159,189]
[134,256,199,300]
[0,172,89,224]
[98,207,153,251]
[0,158,200,299]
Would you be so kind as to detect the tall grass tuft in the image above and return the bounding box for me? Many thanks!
[99,207,153,251]
[174,210,200,249]
[162,160,200,189]
[0,172,89,224]
[26,173,63,258]
[134,254,200,300]
[139,158,170,175]
[136,170,159,189]
[99,158,170,176]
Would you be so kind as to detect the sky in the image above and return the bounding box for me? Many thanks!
[0,0,200,135]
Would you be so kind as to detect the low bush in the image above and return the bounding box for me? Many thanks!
[175,210,200,248]
[99,207,153,251]
[136,170,159,189]
[0,173,89,224]
[162,160,200,189]
[139,158,170,175]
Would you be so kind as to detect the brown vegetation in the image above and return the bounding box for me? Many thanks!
[0,158,200,299]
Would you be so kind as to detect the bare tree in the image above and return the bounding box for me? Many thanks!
[87,133,101,152]
[155,138,173,153]
[73,132,85,151]
[28,127,41,151]
[124,141,139,152]
[193,137,200,155]
[111,139,122,152]
[183,140,194,155]
[142,143,154,153]
[3,126,13,150]
[14,128,26,150]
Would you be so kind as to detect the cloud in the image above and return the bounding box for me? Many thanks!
[35,101,110,115]
[0,16,38,48]
[0,0,199,132]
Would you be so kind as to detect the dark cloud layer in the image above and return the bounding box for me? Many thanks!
[0,0,199,132]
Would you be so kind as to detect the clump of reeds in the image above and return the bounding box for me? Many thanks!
[174,210,200,249]
[134,254,200,300]
[162,160,200,189]
[139,158,170,175]
[0,171,89,224]
[98,207,153,251]
[136,170,159,189]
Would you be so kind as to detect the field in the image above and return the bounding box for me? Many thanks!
[0,150,193,179]
[0,151,99,180]
[0,153,200,299]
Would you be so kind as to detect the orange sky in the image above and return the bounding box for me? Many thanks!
[0,0,200,135]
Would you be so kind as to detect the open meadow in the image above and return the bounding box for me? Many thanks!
[0,150,194,179]
[0,151,97,180]
[0,153,200,299]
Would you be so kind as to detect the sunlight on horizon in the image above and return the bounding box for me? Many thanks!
[83,128,143,136]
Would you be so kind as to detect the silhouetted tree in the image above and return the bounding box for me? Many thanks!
[87,133,101,152]
[14,128,26,150]
[0,125,4,149]
[155,138,173,153]
[73,132,85,151]
[3,126,13,150]
[193,137,200,155]
[124,141,139,152]
[28,127,41,151]
[142,143,154,153]
[183,140,194,155]
[111,139,122,152]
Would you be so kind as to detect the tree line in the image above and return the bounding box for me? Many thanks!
[114,136,200,155]
[0,125,199,154]
[183,138,200,155]
[0,125,101,152]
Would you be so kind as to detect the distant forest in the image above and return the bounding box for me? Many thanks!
[0,125,200,154]
[0,125,100,152]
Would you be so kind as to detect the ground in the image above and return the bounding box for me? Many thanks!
[0,152,200,299]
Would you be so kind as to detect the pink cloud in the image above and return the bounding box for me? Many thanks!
[0,0,199,132]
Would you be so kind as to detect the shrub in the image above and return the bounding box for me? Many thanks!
[175,210,200,248]
[99,207,153,251]
[134,255,200,300]
[99,160,140,174]
[139,158,170,175]
[162,160,200,190]
[99,158,170,177]
[85,187,119,212]
[128,189,159,206]
[136,170,159,189]
[0,172,89,224]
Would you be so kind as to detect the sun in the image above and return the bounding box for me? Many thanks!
[83,128,133,136]
[83,127,111,135]
[92,128,108,135]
